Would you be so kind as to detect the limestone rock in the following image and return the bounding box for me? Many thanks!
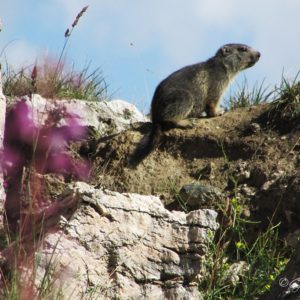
[8,94,147,135]
[33,182,218,299]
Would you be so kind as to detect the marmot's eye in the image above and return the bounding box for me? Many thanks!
[239,46,248,52]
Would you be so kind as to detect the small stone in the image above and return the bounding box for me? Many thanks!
[240,184,256,197]
[235,161,251,183]
[261,180,274,191]
[193,162,216,180]
[242,207,251,218]
[248,122,261,133]
[223,261,249,286]
[179,184,223,209]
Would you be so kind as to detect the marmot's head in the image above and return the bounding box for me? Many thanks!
[216,43,260,72]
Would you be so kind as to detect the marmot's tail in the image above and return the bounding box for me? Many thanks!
[128,123,162,168]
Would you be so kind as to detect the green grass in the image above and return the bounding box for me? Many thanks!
[166,177,188,212]
[199,144,290,299]
[227,78,274,109]
[275,71,300,102]
[200,197,290,300]
[267,72,300,124]
[227,73,300,131]
[1,59,108,102]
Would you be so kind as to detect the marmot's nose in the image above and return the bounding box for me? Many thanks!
[257,51,261,58]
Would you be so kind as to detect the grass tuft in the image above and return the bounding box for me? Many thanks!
[268,72,300,124]
[227,78,274,109]
[1,5,107,101]
[2,58,108,101]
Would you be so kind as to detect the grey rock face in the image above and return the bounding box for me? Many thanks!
[8,94,147,135]
[33,182,218,299]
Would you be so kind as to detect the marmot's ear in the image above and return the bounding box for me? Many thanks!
[220,46,231,56]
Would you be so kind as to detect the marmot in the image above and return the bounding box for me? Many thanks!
[130,43,260,167]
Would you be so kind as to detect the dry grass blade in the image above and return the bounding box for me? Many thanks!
[56,6,89,79]
[72,5,89,28]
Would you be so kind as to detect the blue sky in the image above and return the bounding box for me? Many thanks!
[1,0,300,113]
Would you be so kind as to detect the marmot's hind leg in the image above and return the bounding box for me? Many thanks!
[155,89,194,121]
[161,119,193,130]
[205,102,224,117]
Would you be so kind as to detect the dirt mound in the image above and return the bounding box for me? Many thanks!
[85,103,300,230]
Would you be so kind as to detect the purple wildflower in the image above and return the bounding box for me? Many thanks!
[2,98,90,231]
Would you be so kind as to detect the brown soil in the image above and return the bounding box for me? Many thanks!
[85,103,300,231]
